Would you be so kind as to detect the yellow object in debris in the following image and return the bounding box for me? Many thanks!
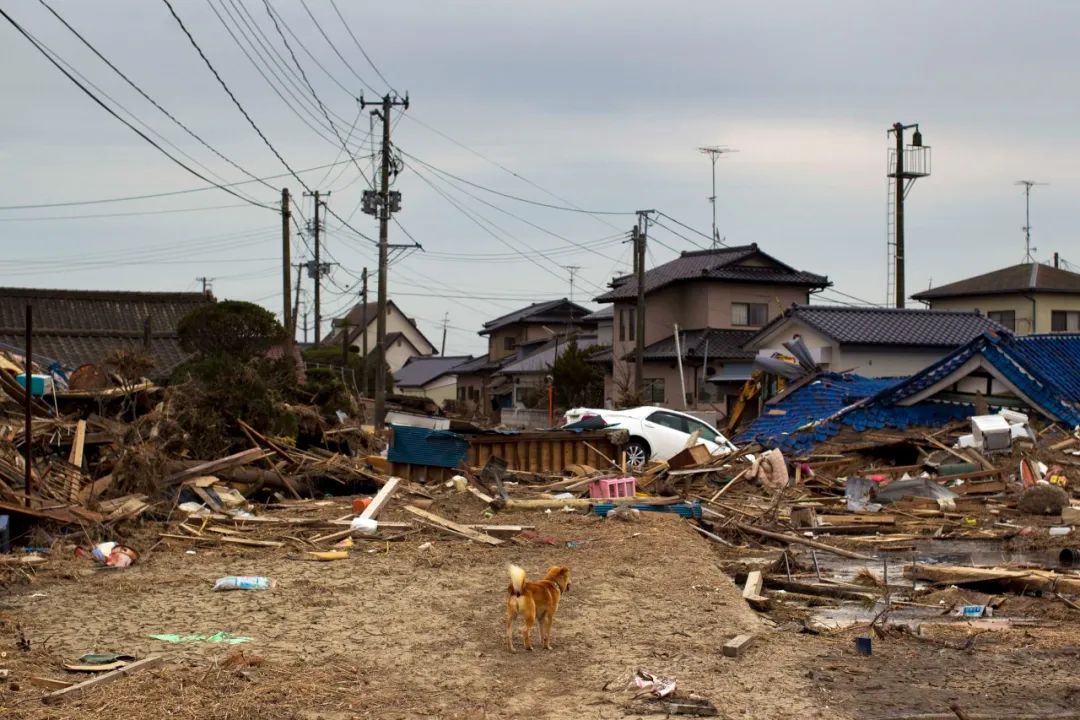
[963,517,978,527]
[333,537,355,549]
[304,551,348,562]
[366,455,390,473]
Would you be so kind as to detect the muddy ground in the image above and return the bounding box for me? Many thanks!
[2,496,1080,719]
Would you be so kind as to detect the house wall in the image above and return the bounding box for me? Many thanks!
[924,293,1080,335]
[398,374,458,406]
[349,305,436,360]
[747,318,947,378]
[609,281,812,405]
[832,347,948,377]
[384,337,420,374]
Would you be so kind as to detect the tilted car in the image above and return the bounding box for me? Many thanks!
[562,406,737,467]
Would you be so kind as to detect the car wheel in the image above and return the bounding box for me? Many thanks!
[624,439,650,468]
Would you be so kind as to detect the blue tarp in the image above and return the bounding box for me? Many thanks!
[387,425,470,468]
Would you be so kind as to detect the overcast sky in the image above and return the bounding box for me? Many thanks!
[2,1,1079,355]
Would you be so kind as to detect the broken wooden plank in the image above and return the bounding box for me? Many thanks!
[742,570,764,600]
[818,514,896,526]
[908,563,1080,594]
[359,476,400,521]
[467,485,494,504]
[497,495,682,511]
[735,522,875,561]
[217,536,284,548]
[403,505,503,545]
[29,676,74,690]
[76,474,113,506]
[42,655,165,705]
[67,419,86,467]
[722,634,756,658]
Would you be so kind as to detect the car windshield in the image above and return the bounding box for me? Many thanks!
[687,418,721,443]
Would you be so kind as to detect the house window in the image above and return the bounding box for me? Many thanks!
[1051,311,1080,332]
[504,335,517,351]
[988,310,1016,331]
[732,302,768,327]
[643,378,664,403]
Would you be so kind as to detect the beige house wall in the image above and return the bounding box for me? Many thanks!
[399,374,458,407]
[923,293,1080,335]
[348,304,435,368]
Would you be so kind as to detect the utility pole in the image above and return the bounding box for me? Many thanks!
[196,276,214,295]
[281,187,291,338]
[302,307,309,344]
[440,312,449,355]
[564,265,581,304]
[886,122,929,309]
[631,222,646,397]
[304,190,329,345]
[292,263,303,343]
[361,267,369,394]
[1015,180,1047,263]
[360,92,410,428]
[698,146,737,249]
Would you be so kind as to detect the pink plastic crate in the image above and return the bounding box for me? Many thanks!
[589,476,636,499]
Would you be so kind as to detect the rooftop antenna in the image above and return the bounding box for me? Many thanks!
[1015,180,1047,263]
[698,146,738,249]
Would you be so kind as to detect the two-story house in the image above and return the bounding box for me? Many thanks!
[912,259,1080,334]
[594,243,829,414]
[453,298,594,415]
[322,300,437,374]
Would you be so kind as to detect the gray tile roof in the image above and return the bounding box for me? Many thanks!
[480,299,594,335]
[628,328,759,363]
[498,334,599,375]
[393,355,473,388]
[912,262,1080,300]
[595,244,829,302]
[747,304,1006,348]
[450,355,505,375]
[0,286,214,374]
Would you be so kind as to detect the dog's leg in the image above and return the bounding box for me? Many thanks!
[522,598,536,651]
[541,611,555,650]
[505,598,516,653]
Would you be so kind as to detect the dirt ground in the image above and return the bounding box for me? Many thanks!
[2,496,1080,719]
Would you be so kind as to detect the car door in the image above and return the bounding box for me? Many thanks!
[643,410,691,460]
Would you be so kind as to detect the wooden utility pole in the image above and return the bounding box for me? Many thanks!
[281,188,292,339]
[440,312,449,355]
[361,93,410,427]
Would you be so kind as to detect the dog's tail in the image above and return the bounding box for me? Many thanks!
[508,564,526,595]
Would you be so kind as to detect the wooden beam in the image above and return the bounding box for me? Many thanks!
[162,449,270,487]
[67,419,86,467]
[359,476,400,521]
[403,505,503,545]
[722,634,756,658]
[42,655,165,705]
[735,522,875,561]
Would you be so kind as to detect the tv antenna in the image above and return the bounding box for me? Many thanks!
[1015,180,1048,263]
[698,146,738,249]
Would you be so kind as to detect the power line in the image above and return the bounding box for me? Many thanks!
[0,6,274,211]
[37,0,279,202]
[327,0,396,92]
[653,211,722,247]
[297,0,381,95]
[162,0,311,193]
[0,202,255,222]
[401,151,635,216]
[0,157,360,210]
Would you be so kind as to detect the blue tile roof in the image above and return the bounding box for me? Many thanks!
[739,333,1080,453]
[736,373,903,452]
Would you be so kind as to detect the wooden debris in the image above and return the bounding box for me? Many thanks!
[403,505,503,545]
[163,449,271,488]
[42,655,165,705]
[722,634,756,658]
[359,476,400,520]
[735,522,875,561]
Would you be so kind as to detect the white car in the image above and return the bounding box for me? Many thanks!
[562,406,738,467]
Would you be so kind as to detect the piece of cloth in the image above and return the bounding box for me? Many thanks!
[750,449,790,492]
[149,632,251,645]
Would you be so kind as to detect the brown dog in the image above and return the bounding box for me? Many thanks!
[505,564,571,652]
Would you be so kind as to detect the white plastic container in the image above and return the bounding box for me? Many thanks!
[971,415,1012,451]
[213,576,276,591]
[350,517,378,534]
